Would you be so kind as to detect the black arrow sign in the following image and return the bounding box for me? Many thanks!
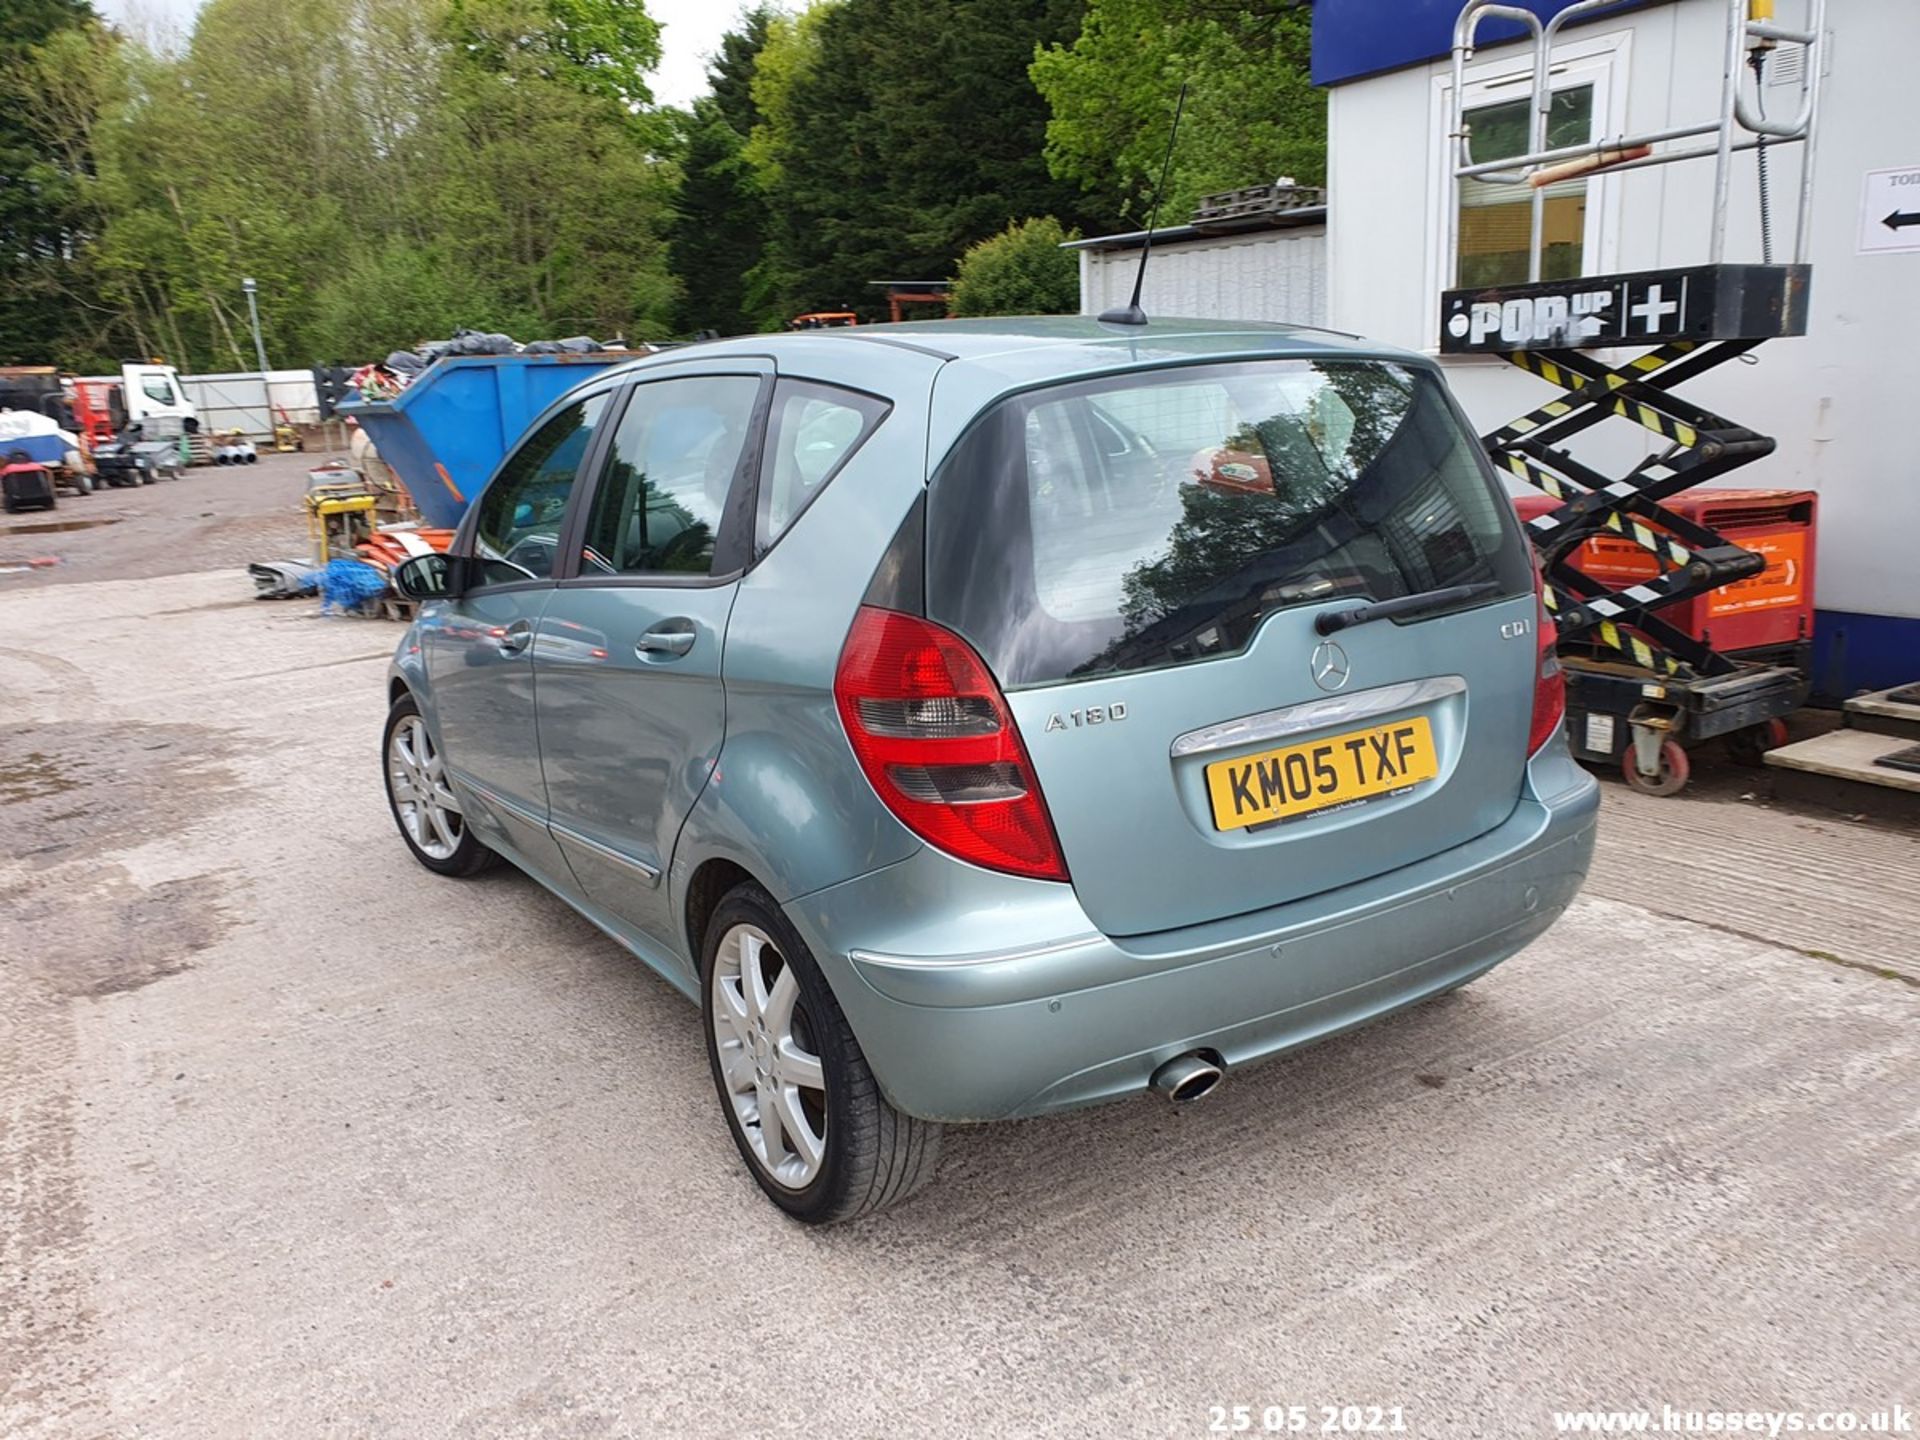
[1884,210,1920,231]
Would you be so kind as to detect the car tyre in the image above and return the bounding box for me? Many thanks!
[381,694,498,877]
[701,881,940,1224]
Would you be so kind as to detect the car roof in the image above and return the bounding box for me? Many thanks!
[629,315,1390,376]
[840,314,1364,359]
[862,318,1431,460]
[606,316,1433,464]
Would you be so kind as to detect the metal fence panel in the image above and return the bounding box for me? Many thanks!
[178,371,321,438]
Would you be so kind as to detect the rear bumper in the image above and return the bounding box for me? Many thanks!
[785,746,1600,1122]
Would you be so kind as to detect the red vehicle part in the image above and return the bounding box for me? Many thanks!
[70,380,122,447]
[1527,557,1567,755]
[833,605,1069,883]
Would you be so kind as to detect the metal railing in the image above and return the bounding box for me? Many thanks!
[1446,0,1826,281]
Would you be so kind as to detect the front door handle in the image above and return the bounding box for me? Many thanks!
[497,619,533,655]
[637,621,697,659]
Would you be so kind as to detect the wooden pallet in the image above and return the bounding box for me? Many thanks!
[1190,184,1327,227]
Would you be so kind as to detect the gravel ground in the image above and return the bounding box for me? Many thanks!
[0,446,338,587]
[1,551,1916,1438]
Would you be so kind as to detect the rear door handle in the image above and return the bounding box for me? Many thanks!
[498,619,533,655]
[637,621,697,659]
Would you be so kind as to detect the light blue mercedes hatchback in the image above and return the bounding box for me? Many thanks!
[383,317,1599,1222]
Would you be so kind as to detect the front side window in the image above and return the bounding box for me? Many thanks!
[757,381,889,551]
[1458,84,1594,286]
[472,394,606,585]
[927,360,1532,688]
[141,376,176,405]
[579,376,762,577]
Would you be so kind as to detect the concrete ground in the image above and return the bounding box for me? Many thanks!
[2,466,1916,1438]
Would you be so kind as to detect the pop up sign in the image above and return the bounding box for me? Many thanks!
[1439,264,1810,354]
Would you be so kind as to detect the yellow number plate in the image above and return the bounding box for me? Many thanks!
[1205,717,1439,831]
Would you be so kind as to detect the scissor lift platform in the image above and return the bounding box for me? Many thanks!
[1443,0,1826,796]
[1441,263,1815,794]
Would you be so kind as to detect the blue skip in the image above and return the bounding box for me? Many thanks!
[342,352,636,530]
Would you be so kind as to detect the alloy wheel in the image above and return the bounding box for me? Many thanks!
[710,923,828,1190]
[388,715,464,860]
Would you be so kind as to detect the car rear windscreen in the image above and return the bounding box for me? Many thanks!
[925,358,1532,688]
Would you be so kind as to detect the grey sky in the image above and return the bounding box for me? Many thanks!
[91,0,741,110]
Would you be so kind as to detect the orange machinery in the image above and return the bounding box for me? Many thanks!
[1513,489,1816,658]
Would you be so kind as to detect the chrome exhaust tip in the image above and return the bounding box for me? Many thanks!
[1150,1052,1224,1104]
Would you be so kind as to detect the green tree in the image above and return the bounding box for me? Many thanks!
[15,0,681,370]
[949,216,1080,316]
[741,2,837,323]
[745,0,1113,326]
[306,239,474,363]
[443,0,663,108]
[0,0,108,365]
[708,7,771,136]
[57,0,419,371]
[669,8,772,336]
[432,0,681,343]
[1031,0,1322,222]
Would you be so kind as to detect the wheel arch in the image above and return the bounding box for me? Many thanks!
[684,857,756,969]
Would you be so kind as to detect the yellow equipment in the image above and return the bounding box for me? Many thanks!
[304,476,378,566]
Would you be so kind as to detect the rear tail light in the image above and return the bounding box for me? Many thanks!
[833,605,1070,882]
[1528,560,1568,755]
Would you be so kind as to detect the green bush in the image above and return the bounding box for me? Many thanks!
[949,217,1081,317]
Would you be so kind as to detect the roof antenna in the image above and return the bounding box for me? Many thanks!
[1098,81,1188,327]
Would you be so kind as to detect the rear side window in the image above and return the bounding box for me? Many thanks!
[926,359,1531,688]
[757,380,888,552]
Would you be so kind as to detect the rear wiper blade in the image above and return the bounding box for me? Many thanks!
[1314,581,1502,636]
